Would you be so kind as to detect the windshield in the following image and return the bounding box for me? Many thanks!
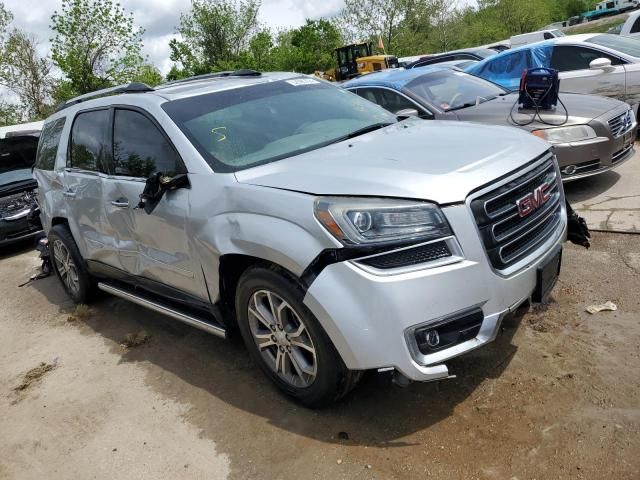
[608,24,623,35]
[404,70,506,111]
[162,78,395,172]
[588,34,640,58]
[0,137,37,187]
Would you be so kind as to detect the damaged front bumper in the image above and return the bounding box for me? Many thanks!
[303,203,566,384]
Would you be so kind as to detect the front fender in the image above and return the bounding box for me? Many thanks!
[189,182,339,302]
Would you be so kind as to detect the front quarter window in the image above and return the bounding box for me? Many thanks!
[35,117,66,171]
[162,79,395,172]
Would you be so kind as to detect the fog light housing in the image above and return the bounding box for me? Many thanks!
[413,309,484,355]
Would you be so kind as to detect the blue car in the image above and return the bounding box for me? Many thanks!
[464,34,640,113]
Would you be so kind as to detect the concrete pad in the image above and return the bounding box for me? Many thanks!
[564,150,640,233]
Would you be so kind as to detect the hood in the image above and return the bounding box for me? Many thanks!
[234,119,550,204]
[453,92,623,131]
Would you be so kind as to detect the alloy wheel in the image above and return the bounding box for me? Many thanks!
[52,239,80,296]
[247,290,317,388]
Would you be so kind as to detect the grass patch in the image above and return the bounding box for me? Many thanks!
[120,330,151,349]
[67,304,92,323]
[566,18,625,35]
[13,361,57,392]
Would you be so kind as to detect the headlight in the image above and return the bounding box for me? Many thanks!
[314,197,452,245]
[532,125,597,144]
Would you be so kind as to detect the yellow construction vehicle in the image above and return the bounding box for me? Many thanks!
[317,42,399,82]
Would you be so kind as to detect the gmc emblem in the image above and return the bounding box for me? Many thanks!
[516,184,551,218]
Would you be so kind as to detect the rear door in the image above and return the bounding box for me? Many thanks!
[102,107,204,298]
[551,45,627,98]
[63,109,112,263]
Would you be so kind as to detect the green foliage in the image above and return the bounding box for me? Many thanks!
[133,64,165,87]
[50,0,145,96]
[0,100,23,126]
[273,20,342,72]
[0,30,54,119]
[51,80,77,105]
[170,0,261,76]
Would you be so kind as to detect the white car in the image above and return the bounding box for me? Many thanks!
[467,34,640,115]
[609,9,640,37]
[509,29,565,48]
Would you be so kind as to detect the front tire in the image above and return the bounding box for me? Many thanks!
[49,224,96,304]
[235,266,361,407]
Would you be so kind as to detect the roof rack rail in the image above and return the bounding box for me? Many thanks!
[55,82,154,112]
[158,69,262,88]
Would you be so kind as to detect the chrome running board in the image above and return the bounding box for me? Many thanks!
[98,282,226,338]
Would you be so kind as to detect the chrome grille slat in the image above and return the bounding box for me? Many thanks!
[498,204,561,264]
[483,153,555,217]
[484,164,557,220]
[492,189,561,243]
[470,152,563,270]
[608,109,633,138]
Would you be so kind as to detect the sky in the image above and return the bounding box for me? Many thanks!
[4,0,347,75]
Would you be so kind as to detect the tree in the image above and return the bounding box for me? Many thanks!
[270,20,342,73]
[133,64,164,87]
[427,0,462,52]
[50,0,145,97]
[170,0,261,75]
[0,30,54,119]
[0,100,22,126]
[338,0,429,53]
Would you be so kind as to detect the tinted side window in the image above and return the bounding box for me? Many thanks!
[70,110,110,172]
[631,17,640,34]
[113,109,184,178]
[355,88,419,114]
[479,50,532,87]
[35,117,65,170]
[551,46,623,71]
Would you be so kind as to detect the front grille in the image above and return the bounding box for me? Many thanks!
[470,152,563,270]
[608,109,633,137]
[358,241,452,269]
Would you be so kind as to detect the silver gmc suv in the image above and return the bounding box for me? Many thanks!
[34,71,567,406]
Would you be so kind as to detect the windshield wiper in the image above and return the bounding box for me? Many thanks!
[447,102,478,112]
[343,122,394,140]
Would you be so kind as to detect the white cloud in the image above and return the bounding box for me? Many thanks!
[3,0,347,75]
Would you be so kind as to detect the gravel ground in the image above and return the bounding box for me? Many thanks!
[1,232,639,480]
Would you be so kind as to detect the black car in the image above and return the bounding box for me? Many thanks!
[406,48,498,69]
[0,133,42,246]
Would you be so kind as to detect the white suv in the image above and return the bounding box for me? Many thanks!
[34,71,567,406]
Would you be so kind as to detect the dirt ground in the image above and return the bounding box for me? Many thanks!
[1,232,639,480]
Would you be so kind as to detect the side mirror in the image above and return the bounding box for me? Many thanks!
[137,172,189,214]
[396,108,420,120]
[589,58,612,70]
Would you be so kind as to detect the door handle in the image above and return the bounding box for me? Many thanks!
[110,199,129,208]
[63,189,76,198]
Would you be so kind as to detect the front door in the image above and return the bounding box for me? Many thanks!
[551,45,627,99]
[102,107,204,299]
